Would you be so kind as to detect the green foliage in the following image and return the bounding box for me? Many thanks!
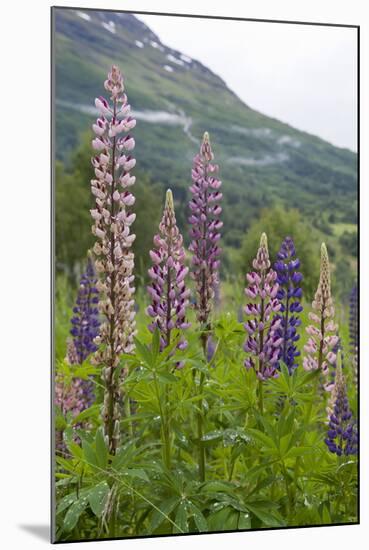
[55,295,358,541]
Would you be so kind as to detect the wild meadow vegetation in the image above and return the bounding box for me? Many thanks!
[54,65,358,542]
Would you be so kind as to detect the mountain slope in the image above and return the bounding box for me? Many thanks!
[53,7,357,246]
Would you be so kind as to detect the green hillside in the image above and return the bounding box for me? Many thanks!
[53,7,357,291]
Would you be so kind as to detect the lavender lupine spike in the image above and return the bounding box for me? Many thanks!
[189,132,222,330]
[70,255,100,364]
[147,189,190,353]
[325,352,358,456]
[274,237,303,374]
[244,233,283,381]
[303,243,339,381]
[90,65,137,454]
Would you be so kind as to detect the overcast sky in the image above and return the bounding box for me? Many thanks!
[139,14,357,151]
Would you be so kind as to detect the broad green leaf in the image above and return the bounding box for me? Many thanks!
[88,481,110,518]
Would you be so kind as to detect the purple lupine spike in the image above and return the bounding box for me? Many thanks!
[70,256,100,364]
[90,65,137,454]
[147,189,190,355]
[325,353,358,456]
[274,237,303,374]
[349,284,358,386]
[303,243,339,382]
[189,132,223,328]
[243,233,283,381]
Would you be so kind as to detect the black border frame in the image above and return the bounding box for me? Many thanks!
[51,5,360,544]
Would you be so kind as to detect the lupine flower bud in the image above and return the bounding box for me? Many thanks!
[90,65,137,454]
[147,189,190,355]
[243,233,283,381]
[325,352,358,456]
[189,132,222,326]
[274,237,303,374]
[303,243,338,380]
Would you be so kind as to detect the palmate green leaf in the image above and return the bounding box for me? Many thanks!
[72,404,99,426]
[56,491,79,515]
[285,446,315,459]
[55,456,77,474]
[157,372,178,384]
[124,468,150,482]
[87,481,110,518]
[208,505,239,531]
[150,496,180,532]
[95,428,108,469]
[246,428,278,451]
[245,501,286,527]
[66,441,83,459]
[82,439,97,468]
[238,511,252,530]
[202,480,236,494]
[134,337,154,368]
[63,496,89,532]
[173,501,188,533]
[188,502,208,532]
[151,327,160,360]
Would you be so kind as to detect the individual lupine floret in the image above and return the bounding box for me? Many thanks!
[325,352,358,456]
[274,236,303,373]
[303,243,338,380]
[70,256,100,364]
[147,189,190,353]
[90,65,137,454]
[189,132,222,329]
[244,233,283,381]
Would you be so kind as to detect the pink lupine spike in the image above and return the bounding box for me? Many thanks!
[243,233,283,382]
[303,243,338,387]
[89,65,137,455]
[146,189,190,355]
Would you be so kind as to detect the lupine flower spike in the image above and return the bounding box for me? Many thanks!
[303,243,338,384]
[274,237,303,374]
[349,284,358,386]
[325,352,358,456]
[244,233,283,381]
[189,131,222,338]
[147,189,190,357]
[70,255,100,364]
[90,65,137,454]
